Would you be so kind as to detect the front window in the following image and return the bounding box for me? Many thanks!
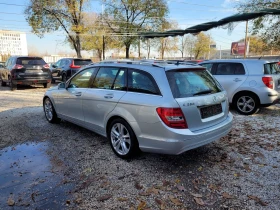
[166,69,222,98]
[68,68,95,88]
[93,67,119,89]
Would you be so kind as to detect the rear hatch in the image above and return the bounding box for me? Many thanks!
[14,57,50,79]
[264,62,280,91]
[70,59,93,74]
[166,68,229,131]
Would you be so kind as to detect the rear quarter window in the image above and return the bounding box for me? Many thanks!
[264,63,280,74]
[216,63,245,75]
[166,69,222,98]
[74,59,92,66]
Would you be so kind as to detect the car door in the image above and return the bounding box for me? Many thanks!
[212,62,247,98]
[54,67,97,125]
[3,57,15,82]
[51,59,62,77]
[83,67,127,134]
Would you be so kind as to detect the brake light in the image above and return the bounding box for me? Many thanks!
[156,107,187,129]
[70,60,81,69]
[13,64,23,69]
[43,64,50,68]
[262,76,274,89]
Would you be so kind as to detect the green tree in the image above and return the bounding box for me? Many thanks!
[193,33,214,59]
[25,0,88,58]
[236,0,280,50]
[102,0,169,58]
[80,13,120,60]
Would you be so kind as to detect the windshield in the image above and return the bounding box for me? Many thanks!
[264,62,280,74]
[166,69,222,98]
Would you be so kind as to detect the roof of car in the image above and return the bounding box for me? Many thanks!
[200,59,277,64]
[92,62,205,72]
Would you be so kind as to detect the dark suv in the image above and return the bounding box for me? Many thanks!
[50,58,92,83]
[0,56,52,90]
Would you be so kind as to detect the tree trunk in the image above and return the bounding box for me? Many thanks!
[181,51,184,58]
[125,44,130,58]
[75,34,82,58]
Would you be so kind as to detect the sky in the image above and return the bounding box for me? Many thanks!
[0,0,248,57]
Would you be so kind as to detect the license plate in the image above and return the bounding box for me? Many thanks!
[200,104,222,119]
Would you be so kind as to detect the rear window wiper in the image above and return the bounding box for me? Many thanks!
[193,89,213,96]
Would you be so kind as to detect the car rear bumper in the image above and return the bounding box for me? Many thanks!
[137,112,233,155]
[12,78,51,85]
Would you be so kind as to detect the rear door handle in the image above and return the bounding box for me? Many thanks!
[233,78,242,82]
[75,92,82,96]
[104,94,114,99]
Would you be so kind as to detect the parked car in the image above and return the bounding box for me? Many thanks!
[0,61,5,68]
[50,58,93,83]
[43,62,233,159]
[199,59,280,115]
[0,56,51,90]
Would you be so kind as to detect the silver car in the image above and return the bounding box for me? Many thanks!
[200,59,280,115]
[43,63,233,159]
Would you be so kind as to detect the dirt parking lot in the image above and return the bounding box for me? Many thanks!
[0,84,280,209]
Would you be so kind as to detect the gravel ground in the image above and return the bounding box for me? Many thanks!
[0,84,280,209]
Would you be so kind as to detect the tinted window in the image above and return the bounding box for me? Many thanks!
[113,69,127,91]
[264,63,280,74]
[16,57,46,65]
[74,59,92,66]
[68,68,95,88]
[216,63,245,75]
[166,69,221,98]
[93,67,119,89]
[128,69,160,95]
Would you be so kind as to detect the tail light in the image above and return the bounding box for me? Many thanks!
[13,64,23,69]
[70,60,81,69]
[43,64,50,68]
[262,76,274,89]
[156,107,187,129]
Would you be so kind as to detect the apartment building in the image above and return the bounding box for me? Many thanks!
[0,30,28,56]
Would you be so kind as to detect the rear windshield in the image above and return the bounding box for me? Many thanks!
[74,59,92,66]
[264,63,280,74]
[166,69,222,98]
[16,57,46,65]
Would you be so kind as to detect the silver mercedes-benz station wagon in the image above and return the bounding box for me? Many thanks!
[43,63,233,159]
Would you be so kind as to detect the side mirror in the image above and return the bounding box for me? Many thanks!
[52,64,57,68]
[58,82,66,89]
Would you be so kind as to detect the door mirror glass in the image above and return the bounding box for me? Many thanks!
[58,82,66,89]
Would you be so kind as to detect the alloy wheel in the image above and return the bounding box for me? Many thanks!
[44,98,53,121]
[110,123,131,155]
[237,96,255,113]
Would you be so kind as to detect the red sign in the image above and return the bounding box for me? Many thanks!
[231,42,245,55]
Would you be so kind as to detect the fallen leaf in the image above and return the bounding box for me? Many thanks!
[234,173,241,177]
[194,197,205,206]
[162,180,170,186]
[147,187,159,194]
[155,198,165,209]
[135,181,143,190]
[175,179,180,184]
[139,191,151,196]
[169,196,182,206]
[209,184,218,191]
[190,192,203,198]
[100,181,110,188]
[97,194,112,202]
[222,192,234,199]
[137,201,146,210]
[7,197,15,206]
[198,166,203,171]
[117,197,128,202]
[74,197,82,204]
[248,195,268,206]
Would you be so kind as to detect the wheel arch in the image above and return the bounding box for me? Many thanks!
[232,90,260,106]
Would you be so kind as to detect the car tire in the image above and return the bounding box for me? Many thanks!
[43,97,61,123]
[233,93,259,115]
[108,118,140,159]
[43,82,51,88]
[1,79,6,86]
[62,74,67,82]
[9,77,17,91]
